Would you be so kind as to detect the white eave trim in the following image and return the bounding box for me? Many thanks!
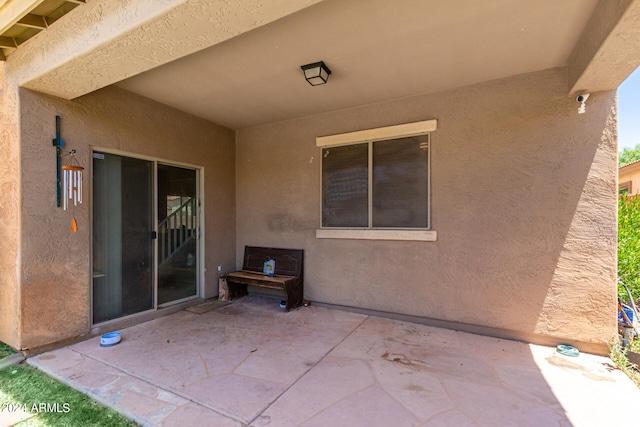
[316,119,437,147]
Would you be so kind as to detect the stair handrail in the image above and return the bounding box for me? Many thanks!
[159,197,194,230]
[158,197,196,265]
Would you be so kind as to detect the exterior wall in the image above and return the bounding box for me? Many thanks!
[0,64,22,349]
[236,67,618,351]
[18,86,236,350]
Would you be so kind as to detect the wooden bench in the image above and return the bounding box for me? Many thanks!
[220,246,304,311]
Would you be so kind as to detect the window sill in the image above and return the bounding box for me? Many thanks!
[316,229,437,241]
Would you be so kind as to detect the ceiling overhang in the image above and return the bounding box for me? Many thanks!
[3,0,640,130]
[5,0,323,98]
[568,0,640,94]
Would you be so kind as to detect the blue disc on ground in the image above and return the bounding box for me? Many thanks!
[100,332,121,347]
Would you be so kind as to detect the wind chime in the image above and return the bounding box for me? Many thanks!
[53,116,84,233]
[62,160,83,232]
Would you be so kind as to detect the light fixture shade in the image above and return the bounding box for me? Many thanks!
[301,61,332,86]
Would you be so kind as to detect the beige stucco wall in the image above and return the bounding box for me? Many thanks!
[236,67,618,351]
[17,86,236,350]
[0,64,22,349]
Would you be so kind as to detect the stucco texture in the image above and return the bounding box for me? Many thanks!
[18,86,235,350]
[236,67,618,351]
[0,64,21,349]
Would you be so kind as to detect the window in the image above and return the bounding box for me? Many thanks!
[316,120,437,241]
[620,181,632,196]
[322,143,369,227]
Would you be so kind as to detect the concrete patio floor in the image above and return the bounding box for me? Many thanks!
[27,296,640,426]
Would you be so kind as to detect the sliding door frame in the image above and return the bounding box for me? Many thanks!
[90,147,204,327]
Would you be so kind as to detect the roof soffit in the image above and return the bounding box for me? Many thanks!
[9,0,324,99]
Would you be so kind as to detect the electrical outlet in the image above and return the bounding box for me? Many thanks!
[217,265,222,272]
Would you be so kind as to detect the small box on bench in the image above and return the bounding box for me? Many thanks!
[220,246,304,311]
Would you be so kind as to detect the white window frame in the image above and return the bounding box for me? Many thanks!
[316,119,437,241]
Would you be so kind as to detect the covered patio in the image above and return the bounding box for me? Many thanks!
[28,297,640,426]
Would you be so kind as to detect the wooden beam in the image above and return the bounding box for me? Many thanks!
[0,49,6,61]
[65,0,86,4]
[16,13,48,30]
[0,36,18,49]
[0,0,47,34]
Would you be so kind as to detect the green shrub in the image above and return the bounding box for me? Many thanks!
[619,194,640,304]
[0,341,17,359]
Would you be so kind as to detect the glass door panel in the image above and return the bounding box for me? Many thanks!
[93,153,154,323]
[157,164,198,305]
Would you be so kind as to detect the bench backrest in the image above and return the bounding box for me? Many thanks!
[243,246,304,277]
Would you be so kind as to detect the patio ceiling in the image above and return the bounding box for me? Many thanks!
[7,0,640,130]
[117,0,602,130]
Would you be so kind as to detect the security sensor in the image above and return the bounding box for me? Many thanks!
[576,93,590,114]
[576,93,590,103]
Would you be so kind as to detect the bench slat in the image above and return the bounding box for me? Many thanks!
[227,270,296,283]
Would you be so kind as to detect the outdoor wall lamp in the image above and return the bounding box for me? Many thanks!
[301,61,332,86]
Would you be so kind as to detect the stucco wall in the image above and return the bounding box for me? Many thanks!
[18,86,236,350]
[0,64,22,349]
[236,67,618,350]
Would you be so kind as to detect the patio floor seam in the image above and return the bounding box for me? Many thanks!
[247,313,371,426]
[24,298,640,427]
[60,311,372,427]
[37,347,246,426]
[28,352,154,427]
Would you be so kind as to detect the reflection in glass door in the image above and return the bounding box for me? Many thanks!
[157,164,198,305]
[93,153,154,323]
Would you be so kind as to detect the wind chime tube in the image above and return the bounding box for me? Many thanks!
[62,165,84,211]
[66,169,70,210]
[68,169,71,210]
[68,169,71,204]
[63,170,67,210]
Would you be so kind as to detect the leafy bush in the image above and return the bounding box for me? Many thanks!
[620,143,640,167]
[0,341,16,359]
[619,194,640,303]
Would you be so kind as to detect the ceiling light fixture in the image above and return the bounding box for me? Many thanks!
[301,61,332,86]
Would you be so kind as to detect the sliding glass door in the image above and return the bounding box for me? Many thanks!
[93,153,154,324]
[92,153,200,324]
[157,164,198,305]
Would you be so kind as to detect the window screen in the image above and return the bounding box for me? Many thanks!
[321,135,430,229]
[372,136,428,228]
[322,143,368,227]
